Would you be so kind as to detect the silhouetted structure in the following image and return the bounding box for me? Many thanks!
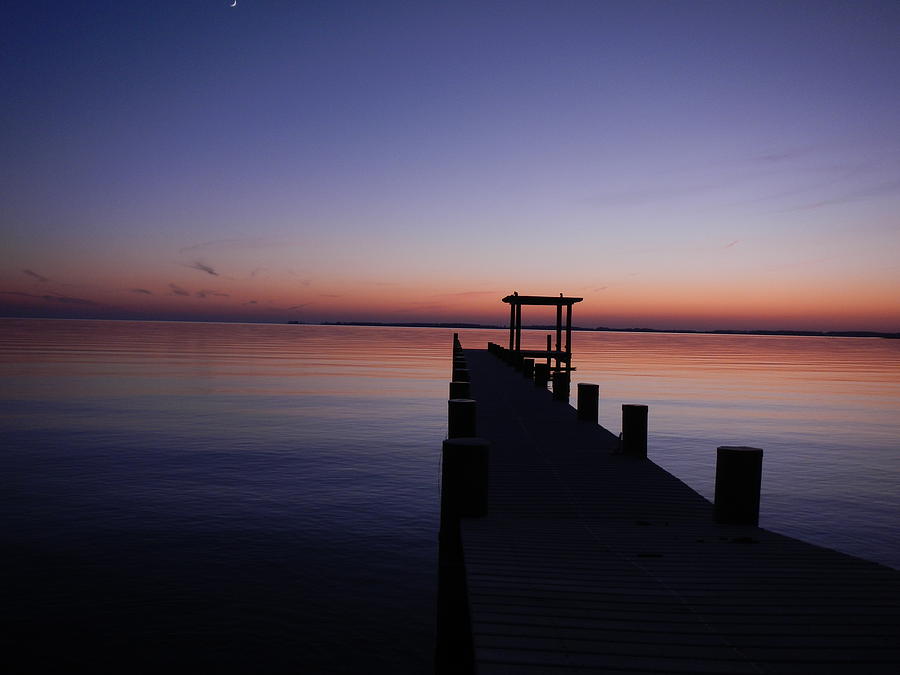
[502,292,582,374]
[435,335,900,673]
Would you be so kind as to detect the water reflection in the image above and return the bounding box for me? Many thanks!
[2,319,899,672]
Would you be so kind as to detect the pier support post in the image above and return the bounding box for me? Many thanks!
[441,437,490,519]
[577,383,599,423]
[436,437,488,673]
[448,399,477,438]
[714,446,763,525]
[622,404,648,458]
[449,381,470,400]
[552,371,570,401]
[534,363,550,388]
[522,358,535,379]
[452,367,470,383]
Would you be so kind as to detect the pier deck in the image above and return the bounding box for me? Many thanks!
[457,348,900,674]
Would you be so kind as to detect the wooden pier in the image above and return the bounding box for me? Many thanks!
[437,339,900,674]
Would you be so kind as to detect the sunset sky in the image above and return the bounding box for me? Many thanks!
[2,1,899,330]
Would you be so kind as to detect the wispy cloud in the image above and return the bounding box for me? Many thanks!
[131,288,153,295]
[723,240,739,249]
[169,283,190,296]
[179,238,276,254]
[188,261,219,276]
[196,290,229,298]
[1,291,97,305]
[286,303,313,310]
[245,300,258,305]
[49,294,97,305]
[319,293,342,298]
[23,269,49,283]
[780,179,900,212]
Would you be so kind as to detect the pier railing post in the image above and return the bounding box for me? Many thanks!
[452,367,470,383]
[441,437,490,519]
[534,363,550,388]
[552,370,570,401]
[448,399,477,438]
[449,381,470,399]
[436,437,487,673]
[522,358,534,379]
[714,446,763,525]
[621,404,648,457]
[577,383,599,422]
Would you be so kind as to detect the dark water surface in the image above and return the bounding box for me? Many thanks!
[2,320,448,673]
[2,319,899,672]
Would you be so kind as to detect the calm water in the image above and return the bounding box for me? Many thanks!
[2,319,899,671]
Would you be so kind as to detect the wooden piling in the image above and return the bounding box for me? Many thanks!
[440,437,490,518]
[435,436,488,673]
[452,367,470,382]
[552,370,569,401]
[449,381,470,399]
[714,446,763,525]
[522,358,535,379]
[622,404,648,457]
[448,398,476,438]
[534,363,550,388]
[577,382,599,422]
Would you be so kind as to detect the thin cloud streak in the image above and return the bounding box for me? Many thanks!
[23,269,49,283]
[779,179,900,212]
[179,238,277,254]
[188,261,219,276]
[1,291,97,305]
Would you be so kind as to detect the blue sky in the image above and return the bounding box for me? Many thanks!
[2,1,899,329]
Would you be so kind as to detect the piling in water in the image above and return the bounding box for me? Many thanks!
[577,383,599,423]
[714,446,763,525]
[622,404,648,457]
[534,363,550,388]
[449,381,470,399]
[522,358,535,379]
[552,370,570,401]
[452,367,470,383]
[448,398,477,438]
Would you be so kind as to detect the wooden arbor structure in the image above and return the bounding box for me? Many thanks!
[502,292,583,373]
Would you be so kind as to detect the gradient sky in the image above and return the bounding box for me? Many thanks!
[2,1,899,330]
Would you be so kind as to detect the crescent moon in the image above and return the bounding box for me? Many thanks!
[230,0,237,6]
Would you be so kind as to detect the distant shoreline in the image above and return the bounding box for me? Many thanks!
[2,316,896,339]
[310,320,900,340]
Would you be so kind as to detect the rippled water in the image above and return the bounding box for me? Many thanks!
[1,319,450,673]
[2,319,899,672]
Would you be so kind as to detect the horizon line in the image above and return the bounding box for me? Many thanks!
[2,314,898,339]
